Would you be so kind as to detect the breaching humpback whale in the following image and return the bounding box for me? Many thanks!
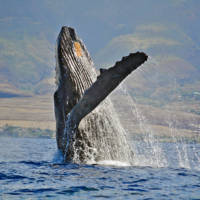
[54,26,148,164]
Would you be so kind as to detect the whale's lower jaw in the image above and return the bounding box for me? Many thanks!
[54,26,147,164]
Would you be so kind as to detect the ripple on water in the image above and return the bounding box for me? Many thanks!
[8,188,57,195]
[1,138,200,200]
[57,186,98,195]
[0,172,27,180]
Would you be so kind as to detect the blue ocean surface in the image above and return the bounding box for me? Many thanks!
[0,137,200,200]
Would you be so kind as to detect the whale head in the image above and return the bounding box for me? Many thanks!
[54,26,97,150]
[55,26,97,114]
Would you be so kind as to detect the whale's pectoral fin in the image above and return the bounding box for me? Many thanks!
[68,52,148,129]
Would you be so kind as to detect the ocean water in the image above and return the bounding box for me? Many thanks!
[0,137,200,200]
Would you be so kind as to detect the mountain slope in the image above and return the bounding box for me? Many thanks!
[94,23,200,113]
[0,35,54,95]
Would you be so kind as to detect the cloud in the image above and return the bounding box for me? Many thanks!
[136,24,168,33]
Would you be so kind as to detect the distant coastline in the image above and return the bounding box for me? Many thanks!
[1,124,199,143]
[0,125,55,138]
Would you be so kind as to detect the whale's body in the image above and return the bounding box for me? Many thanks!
[54,27,147,164]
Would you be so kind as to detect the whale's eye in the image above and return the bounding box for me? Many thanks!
[74,41,82,57]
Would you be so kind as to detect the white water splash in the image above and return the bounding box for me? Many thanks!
[112,56,200,170]
[87,160,131,167]
[165,78,200,170]
[118,84,168,168]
